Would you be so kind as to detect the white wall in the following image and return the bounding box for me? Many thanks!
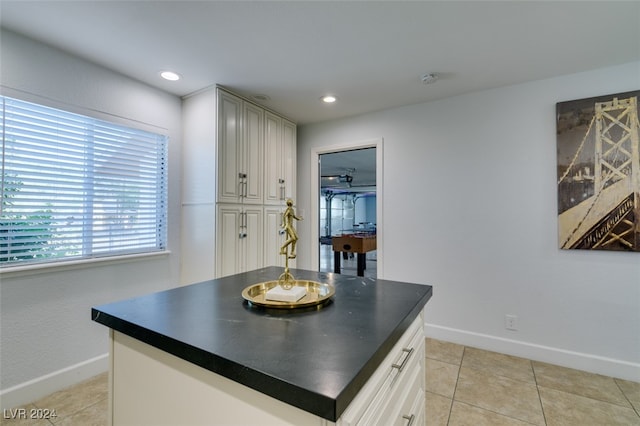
[0,30,183,408]
[296,61,640,381]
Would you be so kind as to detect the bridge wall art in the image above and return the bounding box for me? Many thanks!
[556,90,640,252]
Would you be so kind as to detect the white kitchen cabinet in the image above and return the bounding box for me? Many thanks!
[214,88,296,278]
[264,111,296,205]
[282,119,296,201]
[106,312,425,426]
[337,312,425,426]
[263,207,298,268]
[264,111,281,204]
[216,204,263,277]
[216,90,264,204]
[243,102,264,204]
[216,90,243,204]
[181,90,217,285]
[264,207,284,267]
[181,87,296,282]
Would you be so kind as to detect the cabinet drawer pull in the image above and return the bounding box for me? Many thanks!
[391,347,414,372]
[402,414,415,426]
[238,181,248,198]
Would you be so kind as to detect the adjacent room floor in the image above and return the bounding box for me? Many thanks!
[3,338,638,425]
[319,243,377,278]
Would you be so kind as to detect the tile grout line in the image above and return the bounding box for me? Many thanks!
[531,359,548,426]
[450,346,543,426]
[445,345,466,426]
[613,379,640,419]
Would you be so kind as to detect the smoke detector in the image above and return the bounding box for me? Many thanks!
[421,73,439,84]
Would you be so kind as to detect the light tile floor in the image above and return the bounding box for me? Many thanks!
[1,373,108,426]
[426,338,640,426]
[3,339,639,425]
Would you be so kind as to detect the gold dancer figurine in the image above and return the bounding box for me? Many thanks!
[279,199,302,289]
[281,199,301,259]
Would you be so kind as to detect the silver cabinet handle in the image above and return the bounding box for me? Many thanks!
[391,348,414,372]
[238,173,248,197]
[402,414,415,426]
[239,212,248,238]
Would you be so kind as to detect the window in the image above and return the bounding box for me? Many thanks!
[0,96,168,267]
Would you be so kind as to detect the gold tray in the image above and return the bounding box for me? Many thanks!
[242,280,335,309]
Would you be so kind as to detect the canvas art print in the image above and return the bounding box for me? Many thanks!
[556,90,640,251]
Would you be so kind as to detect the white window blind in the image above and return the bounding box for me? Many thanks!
[0,96,168,267]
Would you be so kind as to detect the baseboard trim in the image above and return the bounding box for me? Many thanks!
[0,353,109,410]
[425,323,640,382]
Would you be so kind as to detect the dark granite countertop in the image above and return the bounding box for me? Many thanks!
[92,267,432,421]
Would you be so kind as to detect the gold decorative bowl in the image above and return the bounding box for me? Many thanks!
[242,280,335,309]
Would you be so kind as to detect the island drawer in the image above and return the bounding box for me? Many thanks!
[375,331,424,425]
[338,312,424,426]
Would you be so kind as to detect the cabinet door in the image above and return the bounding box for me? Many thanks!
[264,111,282,205]
[217,91,243,203]
[242,207,263,272]
[264,207,285,267]
[243,103,264,204]
[265,114,296,205]
[282,119,297,201]
[264,207,296,269]
[215,204,242,278]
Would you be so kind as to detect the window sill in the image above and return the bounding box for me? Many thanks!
[0,251,171,278]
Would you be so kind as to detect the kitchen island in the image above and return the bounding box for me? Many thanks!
[92,267,432,425]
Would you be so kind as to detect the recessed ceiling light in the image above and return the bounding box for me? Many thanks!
[253,94,271,101]
[160,71,181,81]
[321,95,337,103]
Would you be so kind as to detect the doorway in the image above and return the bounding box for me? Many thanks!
[310,138,383,278]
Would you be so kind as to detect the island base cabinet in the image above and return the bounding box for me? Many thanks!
[109,331,329,426]
[107,314,425,426]
[337,313,425,426]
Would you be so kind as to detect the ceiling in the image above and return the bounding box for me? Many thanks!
[1,1,638,126]
[320,148,377,192]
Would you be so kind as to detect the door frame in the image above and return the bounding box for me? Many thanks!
[309,138,384,278]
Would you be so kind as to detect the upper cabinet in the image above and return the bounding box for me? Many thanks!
[281,120,296,202]
[217,88,295,206]
[217,90,244,203]
[264,112,297,205]
[217,90,264,204]
[243,102,264,204]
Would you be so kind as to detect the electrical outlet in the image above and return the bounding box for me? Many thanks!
[505,314,518,331]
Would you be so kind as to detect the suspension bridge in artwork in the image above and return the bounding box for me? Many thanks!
[558,95,640,251]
